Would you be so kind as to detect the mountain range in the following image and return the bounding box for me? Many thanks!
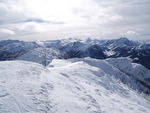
[0,37,150,113]
[0,37,150,69]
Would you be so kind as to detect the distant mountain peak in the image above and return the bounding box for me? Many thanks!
[0,37,150,70]
[118,37,129,40]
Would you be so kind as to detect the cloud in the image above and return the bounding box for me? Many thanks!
[17,22,46,34]
[0,1,28,24]
[0,28,15,35]
[0,22,46,40]
[125,31,139,36]
[16,18,65,24]
[0,0,150,40]
[0,28,15,39]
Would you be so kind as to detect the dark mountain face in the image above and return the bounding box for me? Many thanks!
[106,46,150,70]
[0,40,39,60]
[130,48,150,70]
[0,38,150,70]
[76,44,107,59]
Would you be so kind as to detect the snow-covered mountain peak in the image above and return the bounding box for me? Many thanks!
[104,37,137,49]
[0,37,150,69]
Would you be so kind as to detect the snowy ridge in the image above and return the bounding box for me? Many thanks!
[106,57,150,87]
[0,58,150,113]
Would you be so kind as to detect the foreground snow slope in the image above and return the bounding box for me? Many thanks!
[0,58,150,113]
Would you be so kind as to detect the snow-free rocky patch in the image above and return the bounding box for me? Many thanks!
[0,58,150,113]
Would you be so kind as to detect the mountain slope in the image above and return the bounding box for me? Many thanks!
[106,57,150,87]
[0,40,39,60]
[0,58,150,113]
[17,47,68,66]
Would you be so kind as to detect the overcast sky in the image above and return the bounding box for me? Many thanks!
[0,0,150,41]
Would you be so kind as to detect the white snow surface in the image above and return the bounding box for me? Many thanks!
[104,50,116,56]
[0,58,150,113]
[106,57,150,86]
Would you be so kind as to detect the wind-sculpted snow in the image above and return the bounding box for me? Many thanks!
[0,58,150,113]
